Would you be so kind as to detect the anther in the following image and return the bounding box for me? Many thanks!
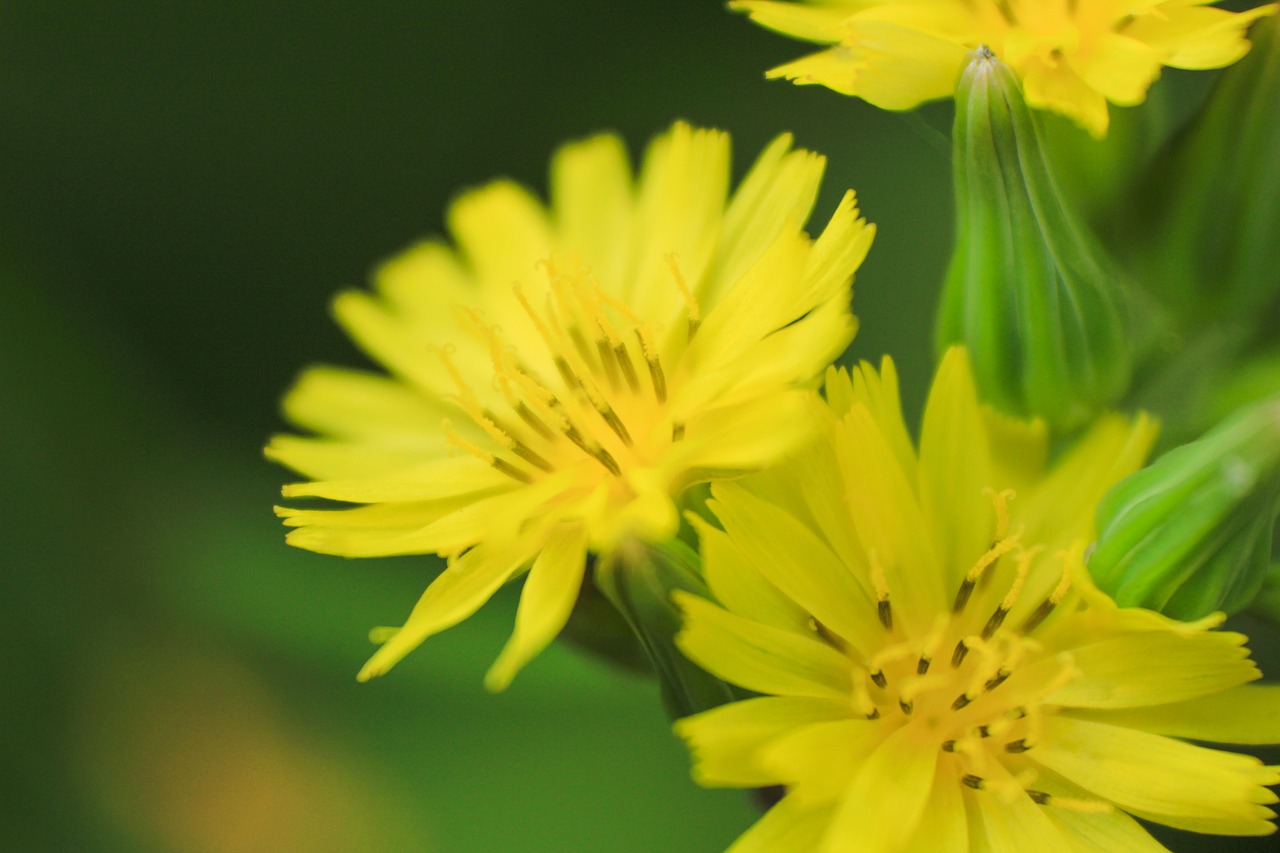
[941,740,957,752]
[510,442,554,472]
[870,670,888,689]
[1005,739,1030,753]
[491,458,534,483]
[664,253,702,341]
[646,353,667,404]
[917,656,931,676]
[899,699,914,715]
[984,668,1011,693]
[952,639,970,668]
[672,422,686,442]
[515,402,556,441]
[952,693,973,711]
[563,425,622,476]
[596,339,620,389]
[962,775,985,790]
[597,404,633,447]
[1020,564,1072,633]
[865,708,881,721]
[614,342,641,392]
[877,598,893,632]
[981,606,1008,640]
[976,725,991,738]
[952,577,976,613]
[1027,790,1052,805]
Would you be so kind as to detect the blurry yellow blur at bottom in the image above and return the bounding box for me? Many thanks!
[70,633,429,853]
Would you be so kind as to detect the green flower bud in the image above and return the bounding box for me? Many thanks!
[1090,398,1280,620]
[937,49,1131,430]
[594,538,737,719]
[1119,16,1280,330]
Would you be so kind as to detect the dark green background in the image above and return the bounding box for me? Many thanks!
[0,3,1273,851]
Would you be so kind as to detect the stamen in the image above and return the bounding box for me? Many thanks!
[672,422,686,441]
[665,253,702,341]
[1027,790,1051,805]
[562,424,622,477]
[898,699,914,715]
[614,342,642,392]
[961,775,985,790]
[515,402,556,441]
[870,553,893,632]
[870,670,888,689]
[941,740,957,752]
[443,422,532,484]
[510,441,554,472]
[981,605,1008,640]
[1005,739,1031,753]
[976,726,991,738]
[917,656,931,675]
[1019,559,1073,633]
[952,639,969,668]
[952,693,973,711]
[596,338,620,389]
[984,487,1016,540]
[646,347,668,404]
[983,668,1011,693]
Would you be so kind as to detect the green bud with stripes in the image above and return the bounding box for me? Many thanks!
[1089,398,1280,620]
[937,48,1131,430]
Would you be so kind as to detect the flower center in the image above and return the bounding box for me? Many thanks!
[845,491,1091,807]
[438,255,699,492]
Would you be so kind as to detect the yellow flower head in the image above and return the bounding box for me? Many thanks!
[734,0,1278,136]
[676,348,1280,851]
[267,122,874,688]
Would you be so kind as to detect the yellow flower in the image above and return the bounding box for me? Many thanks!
[676,348,1280,851]
[267,122,875,689]
[733,0,1278,136]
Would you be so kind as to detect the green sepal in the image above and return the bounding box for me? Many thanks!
[594,538,738,720]
[1090,398,1280,619]
[937,50,1132,430]
[1117,16,1280,333]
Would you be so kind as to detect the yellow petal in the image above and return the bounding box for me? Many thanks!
[670,390,816,478]
[1020,56,1112,138]
[900,766,969,853]
[966,762,1079,853]
[693,512,813,635]
[279,455,511,503]
[265,435,440,481]
[484,525,588,691]
[1126,5,1278,70]
[918,347,998,590]
[726,794,832,853]
[447,180,553,290]
[357,543,533,680]
[822,724,938,853]
[1075,32,1164,106]
[1033,716,1280,835]
[731,1,850,43]
[675,592,854,700]
[1066,684,1280,745]
[711,483,881,654]
[703,133,826,308]
[550,132,633,288]
[675,696,853,788]
[761,718,885,805]
[624,122,729,321]
[279,364,448,440]
[1046,629,1259,708]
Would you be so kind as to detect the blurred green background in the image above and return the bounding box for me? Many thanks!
[0,3,1274,851]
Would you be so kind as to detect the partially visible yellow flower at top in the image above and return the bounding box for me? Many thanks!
[734,0,1278,135]
[267,122,874,689]
[676,348,1280,851]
